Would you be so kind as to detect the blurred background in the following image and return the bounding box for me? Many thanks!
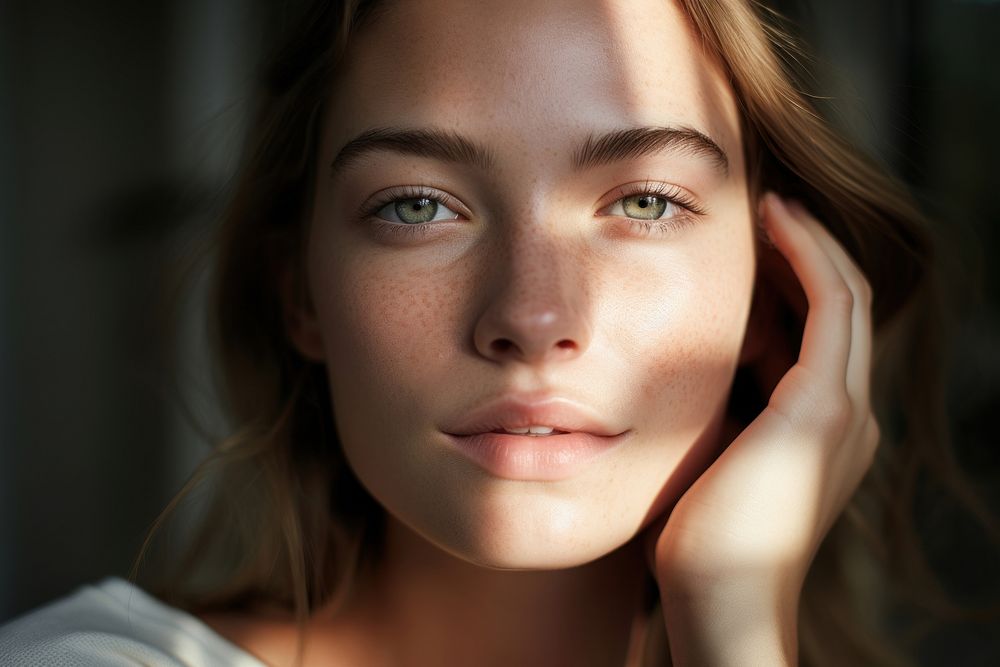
[1,0,998,663]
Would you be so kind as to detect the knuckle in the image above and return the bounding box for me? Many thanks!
[809,389,853,438]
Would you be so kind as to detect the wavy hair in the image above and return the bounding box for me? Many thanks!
[133,1,1000,665]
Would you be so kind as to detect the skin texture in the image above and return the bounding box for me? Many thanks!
[199,0,878,665]
[306,0,752,571]
[286,0,749,664]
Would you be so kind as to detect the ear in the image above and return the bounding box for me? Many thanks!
[279,262,326,362]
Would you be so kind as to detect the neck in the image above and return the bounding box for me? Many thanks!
[358,515,657,667]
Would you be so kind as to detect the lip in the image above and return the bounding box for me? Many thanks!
[444,431,632,481]
[441,393,631,481]
[443,394,626,437]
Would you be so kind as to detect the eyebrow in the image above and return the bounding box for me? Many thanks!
[329,125,730,179]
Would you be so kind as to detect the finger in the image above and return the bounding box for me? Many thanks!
[784,201,874,411]
[761,193,852,385]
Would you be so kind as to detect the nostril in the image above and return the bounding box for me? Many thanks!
[491,339,514,353]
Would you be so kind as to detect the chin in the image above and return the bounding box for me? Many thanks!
[443,540,626,572]
[410,493,642,571]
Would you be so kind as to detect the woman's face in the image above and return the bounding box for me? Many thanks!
[296,0,756,568]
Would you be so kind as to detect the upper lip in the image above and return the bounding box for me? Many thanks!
[443,393,625,437]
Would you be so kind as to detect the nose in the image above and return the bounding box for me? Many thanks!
[472,231,595,366]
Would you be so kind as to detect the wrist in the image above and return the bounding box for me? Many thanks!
[657,571,800,666]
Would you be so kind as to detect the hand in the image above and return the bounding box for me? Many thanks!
[642,193,880,663]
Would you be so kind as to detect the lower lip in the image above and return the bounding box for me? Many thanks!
[443,430,631,481]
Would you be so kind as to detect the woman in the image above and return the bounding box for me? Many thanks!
[1,0,994,665]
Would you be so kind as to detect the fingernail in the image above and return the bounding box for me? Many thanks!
[767,192,787,217]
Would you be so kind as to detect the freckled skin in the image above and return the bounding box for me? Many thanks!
[284,0,757,662]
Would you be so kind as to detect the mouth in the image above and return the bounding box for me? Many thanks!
[444,429,631,481]
[445,394,624,438]
[488,428,572,436]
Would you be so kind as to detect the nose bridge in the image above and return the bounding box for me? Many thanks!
[472,208,596,365]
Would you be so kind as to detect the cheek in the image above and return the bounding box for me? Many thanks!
[326,266,448,373]
[307,242,466,466]
[303,217,755,567]
[613,229,755,439]
[306,251,458,524]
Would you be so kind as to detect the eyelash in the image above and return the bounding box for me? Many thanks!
[358,181,708,241]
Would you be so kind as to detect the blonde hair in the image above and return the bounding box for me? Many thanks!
[133,1,1000,665]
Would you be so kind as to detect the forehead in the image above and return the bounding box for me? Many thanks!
[326,0,742,179]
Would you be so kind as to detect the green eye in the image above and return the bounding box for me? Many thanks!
[391,197,438,224]
[621,194,668,220]
[372,194,461,225]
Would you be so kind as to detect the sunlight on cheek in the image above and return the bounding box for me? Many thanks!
[630,278,749,438]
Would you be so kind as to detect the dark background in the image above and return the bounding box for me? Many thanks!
[2,0,998,663]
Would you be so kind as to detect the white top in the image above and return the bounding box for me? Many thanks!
[0,577,267,666]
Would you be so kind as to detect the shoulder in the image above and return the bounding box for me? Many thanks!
[0,578,267,667]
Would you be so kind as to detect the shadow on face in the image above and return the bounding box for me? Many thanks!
[285,0,759,569]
